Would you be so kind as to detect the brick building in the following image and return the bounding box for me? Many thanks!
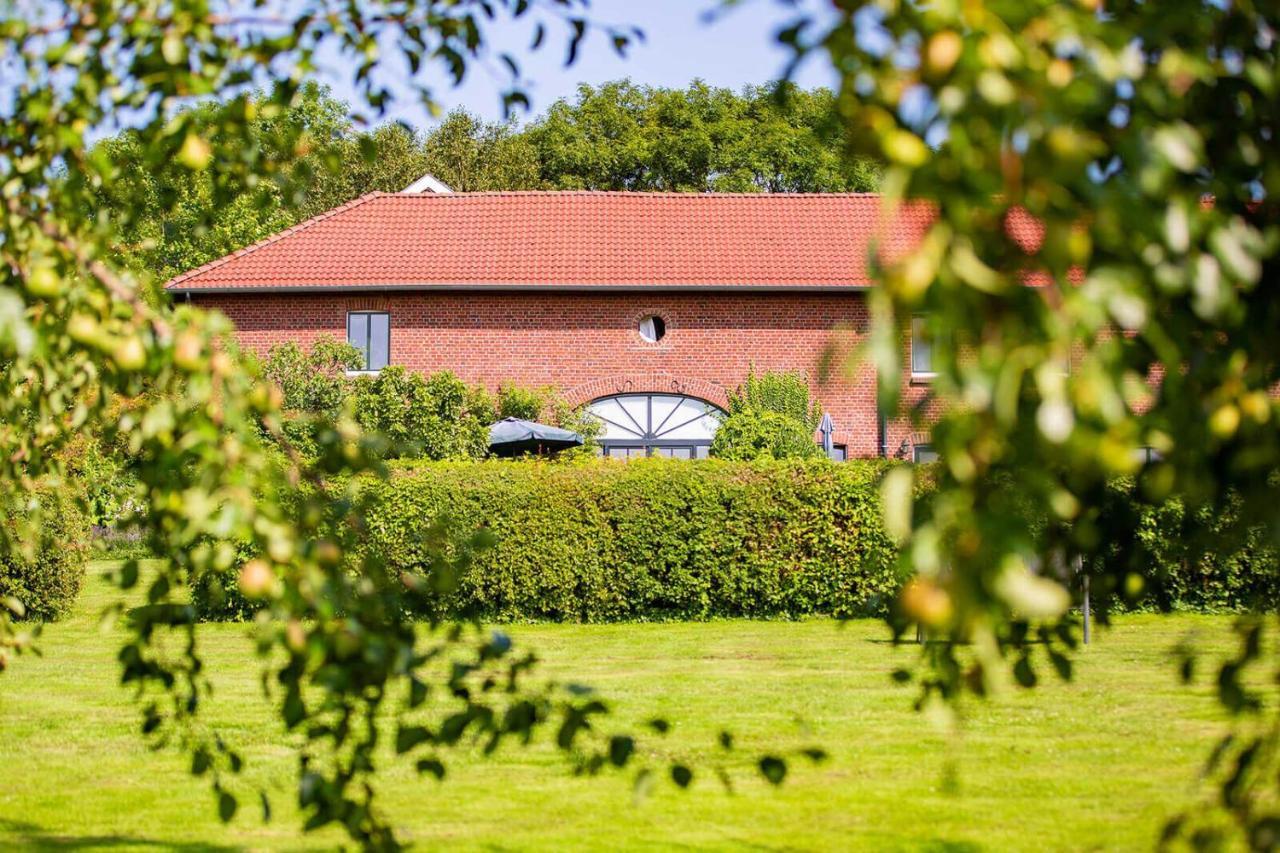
[167,187,988,460]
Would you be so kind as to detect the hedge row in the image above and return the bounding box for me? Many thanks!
[1098,479,1280,612]
[191,459,1280,622]
[195,458,903,621]
[361,459,903,621]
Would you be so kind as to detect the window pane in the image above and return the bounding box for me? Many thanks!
[588,394,726,446]
[911,315,933,374]
[914,444,939,463]
[639,317,657,342]
[649,396,683,433]
[347,313,369,368]
[660,409,720,440]
[695,445,710,459]
[369,313,390,370]
[589,399,644,439]
[618,396,650,433]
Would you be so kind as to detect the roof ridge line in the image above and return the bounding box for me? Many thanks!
[379,189,888,199]
[163,191,388,289]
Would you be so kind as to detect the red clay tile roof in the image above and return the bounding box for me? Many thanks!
[165,191,1045,291]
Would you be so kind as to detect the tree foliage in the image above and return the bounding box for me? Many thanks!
[783,0,1280,843]
[526,80,881,192]
[0,2,809,848]
[420,109,543,191]
[87,79,881,295]
[90,84,430,292]
[726,368,822,431]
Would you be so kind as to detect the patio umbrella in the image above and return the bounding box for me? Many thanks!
[488,417,584,457]
[818,412,835,456]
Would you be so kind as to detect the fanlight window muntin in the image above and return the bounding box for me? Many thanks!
[587,394,723,457]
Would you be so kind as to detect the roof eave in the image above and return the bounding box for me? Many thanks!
[166,282,876,295]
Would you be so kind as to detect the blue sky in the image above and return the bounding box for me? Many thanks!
[317,0,841,128]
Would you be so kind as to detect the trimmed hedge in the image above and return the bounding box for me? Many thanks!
[357,458,902,621]
[195,458,903,621]
[1,487,89,621]
[191,460,1280,622]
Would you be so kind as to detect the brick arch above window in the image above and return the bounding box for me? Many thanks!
[344,295,397,312]
[562,373,730,411]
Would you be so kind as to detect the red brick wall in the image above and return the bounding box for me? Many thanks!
[187,289,901,457]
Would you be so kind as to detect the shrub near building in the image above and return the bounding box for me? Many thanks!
[258,339,599,460]
[711,369,823,461]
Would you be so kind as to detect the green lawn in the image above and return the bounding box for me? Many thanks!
[0,562,1249,851]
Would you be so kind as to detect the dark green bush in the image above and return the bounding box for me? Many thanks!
[1,486,89,621]
[1096,479,1280,611]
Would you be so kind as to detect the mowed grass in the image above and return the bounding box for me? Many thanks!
[0,562,1251,851]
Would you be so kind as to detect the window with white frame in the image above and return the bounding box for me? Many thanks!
[910,315,934,377]
[587,393,722,459]
[347,311,390,372]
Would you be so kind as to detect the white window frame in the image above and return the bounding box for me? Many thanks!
[910,315,935,381]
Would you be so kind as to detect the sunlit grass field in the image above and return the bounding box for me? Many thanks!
[0,561,1251,850]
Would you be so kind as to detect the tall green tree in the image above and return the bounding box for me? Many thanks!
[526,79,881,192]
[421,109,543,191]
[89,84,428,291]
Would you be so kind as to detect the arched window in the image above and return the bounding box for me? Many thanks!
[587,394,724,460]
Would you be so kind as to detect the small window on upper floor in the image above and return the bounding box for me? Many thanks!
[910,315,934,379]
[347,311,390,372]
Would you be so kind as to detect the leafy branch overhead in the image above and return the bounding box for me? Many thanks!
[783,0,1280,844]
[0,1,808,848]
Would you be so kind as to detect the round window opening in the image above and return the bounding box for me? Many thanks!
[638,315,666,343]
